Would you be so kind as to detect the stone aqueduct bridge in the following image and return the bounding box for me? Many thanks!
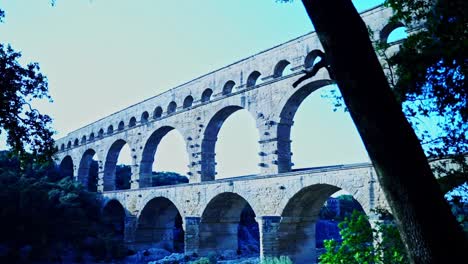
[54,5,399,262]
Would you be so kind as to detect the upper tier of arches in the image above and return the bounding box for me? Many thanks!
[55,6,399,189]
[57,5,398,152]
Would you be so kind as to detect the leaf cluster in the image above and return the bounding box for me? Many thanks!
[384,0,467,160]
[0,7,55,163]
[319,210,409,264]
[0,44,55,162]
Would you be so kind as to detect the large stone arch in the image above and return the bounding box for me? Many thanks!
[78,148,99,191]
[200,105,260,181]
[59,155,74,178]
[274,79,334,172]
[276,177,373,217]
[103,139,133,191]
[199,192,259,256]
[137,192,186,220]
[139,126,189,187]
[135,196,185,252]
[277,183,369,263]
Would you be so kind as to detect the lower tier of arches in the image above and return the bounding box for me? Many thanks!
[100,166,388,263]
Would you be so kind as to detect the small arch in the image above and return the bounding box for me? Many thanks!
[304,49,324,69]
[201,88,213,103]
[153,106,163,119]
[107,125,114,135]
[380,22,406,43]
[81,135,87,144]
[60,144,65,151]
[74,138,79,146]
[118,121,125,131]
[129,117,137,127]
[102,200,126,241]
[387,26,408,43]
[59,155,74,178]
[183,95,194,108]
[222,80,236,95]
[89,133,95,141]
[199,192,259,256]
[135,197,184,252]
[273,60,291,78]
[67,141,72,149]
[141,111,149,123]
[167,101,177,114]
[98,129,104,138]
[246,71,261,88]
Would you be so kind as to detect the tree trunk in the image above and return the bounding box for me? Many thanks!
[300,0,466,263]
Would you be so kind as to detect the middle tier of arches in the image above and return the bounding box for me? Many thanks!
[58,76,345,191]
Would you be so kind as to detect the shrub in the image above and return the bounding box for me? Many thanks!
[261,256,293,264]
[191,257,212,264]
[319,210,409,264]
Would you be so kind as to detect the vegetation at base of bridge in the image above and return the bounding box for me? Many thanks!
[319,210,409,264]
[321,196,467,264]
[260,256,293,264]
[0,151,130,262]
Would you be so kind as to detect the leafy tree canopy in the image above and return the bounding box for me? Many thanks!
[0,7,55,163]
[385,0,467,161]
[319,210,409,264]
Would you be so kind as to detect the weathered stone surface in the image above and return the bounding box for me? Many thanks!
[54,5,400,263]
[55,5,396,188]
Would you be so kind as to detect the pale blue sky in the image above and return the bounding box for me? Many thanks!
[0,0,384,177]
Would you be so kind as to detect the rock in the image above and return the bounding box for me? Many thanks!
[148,253,186,264]
[218,257,259,264]
[124,247,171,263]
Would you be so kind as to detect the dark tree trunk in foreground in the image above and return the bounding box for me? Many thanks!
[300,0,466,263]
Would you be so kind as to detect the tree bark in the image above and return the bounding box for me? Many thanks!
[300,0,466,263]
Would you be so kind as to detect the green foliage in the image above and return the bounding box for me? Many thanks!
[115,164,131,190]
[114,165,189,189]
[319,210,409,264]
[191,257,213,264]
[151,171,189,187]
[0,44,55,163]
[261,256,293,264]
[384,0,467,162]
[446,183,468,233]
[0,6,55,164]
[377,221,409,264]
[0,151,127,262]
